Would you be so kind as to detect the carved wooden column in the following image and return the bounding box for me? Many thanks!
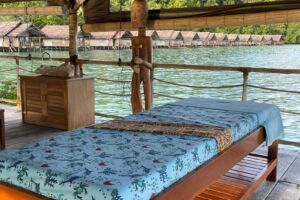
[69,7,79,76]
[131,0,153,113]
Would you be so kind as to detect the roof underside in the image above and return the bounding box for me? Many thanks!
[83,0,300,24]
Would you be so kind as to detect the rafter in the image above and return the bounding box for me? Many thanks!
[0,6,64,15]
[82,9,300,32]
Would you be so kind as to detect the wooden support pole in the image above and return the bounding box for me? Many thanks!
[0,109,5,150]
[242,71,249,101]
[0,6,64,16]
[131,0,153,113]
[15,57,21,110]
[267,140,278,182]
[69,8,79,76]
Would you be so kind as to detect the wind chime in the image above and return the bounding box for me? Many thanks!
[130,0,153,114]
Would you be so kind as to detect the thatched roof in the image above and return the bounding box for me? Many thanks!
[41,25,69,39]
[263,35,273,41]
[214,33,228,41]
[239,34,252,42]
[156,30,183,40]
[227,34,239,42]
[89,31,117,39]
[7,23,45,37]
[130,30,159,40]
[0,21,20,37]
[251,35,264,42]
[181,31,200,41]
[113,31,132,39]
[207,33,217,41]
[197,32,210,41]
[41,25,86,39]
[271,35,284,42]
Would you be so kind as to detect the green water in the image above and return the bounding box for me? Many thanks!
[0,45,299,142]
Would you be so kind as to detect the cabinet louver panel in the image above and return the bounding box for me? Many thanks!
[21,76,95,130]
[46,84,66,126]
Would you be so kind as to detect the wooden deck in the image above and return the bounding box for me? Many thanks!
[1,104,300,200]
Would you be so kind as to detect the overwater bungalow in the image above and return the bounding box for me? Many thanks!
[263,35,274,45]
[238,34,252,46]
[227,34,239,46]
[207,33,218,46]
[181,31,200,47]
[0,0,300,200]
[113,30,133,49]
[85,31,117,49]
[272,35,285,45]
[251,34,265,46]
[41,25,87,50]
[6,23,45,51]
[41,25,70,49]
[214,33,228,46]
[0,21,21,51]
[156,30,184,48]
[197,32,210,46]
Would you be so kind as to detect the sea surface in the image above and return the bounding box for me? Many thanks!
[0,45,299,142]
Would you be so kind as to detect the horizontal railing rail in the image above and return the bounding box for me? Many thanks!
[0,54,299,147]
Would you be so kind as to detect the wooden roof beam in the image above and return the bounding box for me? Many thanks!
[0,6,65,15]
[0,0,65,6]
[82,9,300,32]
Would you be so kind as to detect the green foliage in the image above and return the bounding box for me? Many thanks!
[1,0,300,43]
[0,81,17,100]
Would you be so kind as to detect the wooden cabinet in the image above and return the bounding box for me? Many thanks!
[20,75,95,130]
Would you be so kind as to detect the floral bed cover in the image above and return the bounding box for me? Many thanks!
[0,98,281,200]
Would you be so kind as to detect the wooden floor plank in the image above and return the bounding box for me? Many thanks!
[280,156,300,185]
[250,148,300,200]
[266,182,300,200]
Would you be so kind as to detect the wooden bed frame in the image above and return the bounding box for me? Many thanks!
[0,127,277,200]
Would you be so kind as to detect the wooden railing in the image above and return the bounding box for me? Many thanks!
[0,55,300,147]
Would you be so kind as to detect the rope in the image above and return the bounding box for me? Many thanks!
[248,84,300,94]
[154,93,184,100]
[0,79,15,83]
[95,112,122,119]
[0,68,17,73]
[19,67,34,73]
[154,78,243,89]
[95,90,131,97]
[96,77,131,83]
[280,109,300,115]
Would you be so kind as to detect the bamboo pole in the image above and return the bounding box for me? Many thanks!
[0,6,64,16]
[242,71,249,101]
[82,9,300,32]
[15,57,21,110]
[69,8,79,76]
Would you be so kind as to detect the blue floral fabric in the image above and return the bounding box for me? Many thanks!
[0,128,218,200]
[0,98,280,200]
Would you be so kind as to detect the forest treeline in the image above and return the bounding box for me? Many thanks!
[1,0,300,44]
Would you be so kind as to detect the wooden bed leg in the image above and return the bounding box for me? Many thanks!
[267,140,278,182]
[0,110,5,150]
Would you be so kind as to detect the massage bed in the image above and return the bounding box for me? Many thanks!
[0,98,283,200]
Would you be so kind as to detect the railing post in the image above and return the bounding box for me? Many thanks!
[0,109,5,149]
[15,57,21,110]
[242,70,249,101]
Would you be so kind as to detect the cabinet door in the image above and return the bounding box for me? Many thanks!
[22,79,43,122]
[45,81,66,128]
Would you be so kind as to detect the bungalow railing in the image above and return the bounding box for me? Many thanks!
[0,55,299,148]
